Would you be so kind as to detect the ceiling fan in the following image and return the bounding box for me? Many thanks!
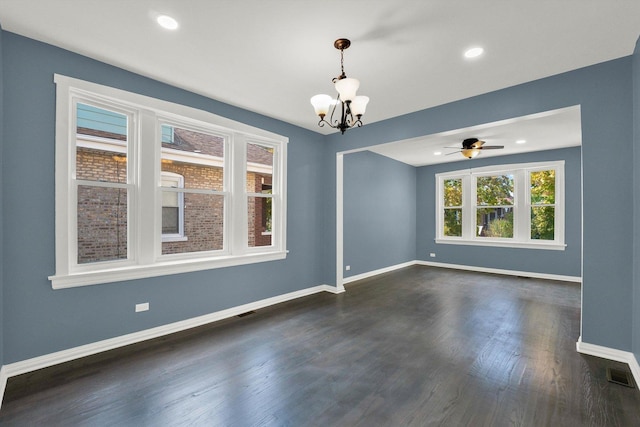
[446,138,504,159]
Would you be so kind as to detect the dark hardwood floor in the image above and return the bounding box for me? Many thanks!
[1,266,639,426]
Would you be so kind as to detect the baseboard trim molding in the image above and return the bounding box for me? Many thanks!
[0,284,336,397]
[0,366,7,411]
[417,260,582,283]
[343,261,416,284]
[319,284,346,294]
[576,337,640,389]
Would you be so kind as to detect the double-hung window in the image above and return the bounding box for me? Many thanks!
[435,161,565,250]
[51,75,288,289]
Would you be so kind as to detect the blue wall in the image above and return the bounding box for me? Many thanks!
[416,147,581,277]
[0,28,638,366]
[1,32,326,363]
[343,151,416,277]
[326,56,634,352]
[0,25,4,368]
[633,38,640,365]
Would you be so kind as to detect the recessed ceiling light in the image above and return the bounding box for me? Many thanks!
[157,15,178,30]
[434,151,442,156]
[464,47,484,59]
[516,139,527,144]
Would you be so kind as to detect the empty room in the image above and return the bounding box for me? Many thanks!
[1,1,640,425]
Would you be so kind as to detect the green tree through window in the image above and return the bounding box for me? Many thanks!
[443,178,462,236]
[530,170,555,240]
[476,175,514,238]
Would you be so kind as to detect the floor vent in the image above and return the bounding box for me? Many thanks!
[606,367,635,388]
[237,311,256,318]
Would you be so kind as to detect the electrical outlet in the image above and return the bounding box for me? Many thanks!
[135,302,149,312]
[429,253,436,258]
[345,265,351,271]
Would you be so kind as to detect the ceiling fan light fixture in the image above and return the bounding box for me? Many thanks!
[462,148,481,158]
[448,137,504,159]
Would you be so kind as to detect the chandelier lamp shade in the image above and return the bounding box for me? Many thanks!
[310,39,369,134]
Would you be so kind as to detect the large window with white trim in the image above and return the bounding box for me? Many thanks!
[436,161,565,250]
[51,75,287,288]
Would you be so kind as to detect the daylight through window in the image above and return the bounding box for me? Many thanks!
[436,161,565,250]
[51,75,288,288]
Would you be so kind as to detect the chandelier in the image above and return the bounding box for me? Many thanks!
[310,39,369,134]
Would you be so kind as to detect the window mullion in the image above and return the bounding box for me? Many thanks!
[138,111,157,264]
[555,166,564,244]
[463,174,474,239]
[514,170,527,241]
[435,176,443,239]
[229,134,247,255]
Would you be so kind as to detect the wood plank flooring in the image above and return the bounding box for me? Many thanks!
[1,266,639,426]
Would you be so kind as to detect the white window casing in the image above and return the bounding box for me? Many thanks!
[51,74,288,289]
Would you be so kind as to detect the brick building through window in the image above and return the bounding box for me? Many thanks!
[75,114,274,263]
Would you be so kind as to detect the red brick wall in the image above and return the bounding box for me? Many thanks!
[247,172,272,247]
[76,148,269,262]
[76,148,128,263]
[161,161,224,254]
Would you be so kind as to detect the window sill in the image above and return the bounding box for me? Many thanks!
[49,250,288,289]
[162,236,188,242]
[435,238,566,251]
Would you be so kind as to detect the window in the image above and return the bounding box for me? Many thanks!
[476,174,514,238]
[435,161,565,250]
[443,178,462,237]
[161,172,185,240]
[75,103,131,264]
[247,142,274,248]
[51,75,288,289]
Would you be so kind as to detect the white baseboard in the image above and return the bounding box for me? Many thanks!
[319,284,345,294]
[0,283,337,407]
[417,260,582,283]
[343,261,416,284]
[576,337,640,389]
[0,366,7,411]
[0,263,590,411]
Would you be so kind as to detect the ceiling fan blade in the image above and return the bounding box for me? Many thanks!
[479,145,504,150]
[445,151,461,156]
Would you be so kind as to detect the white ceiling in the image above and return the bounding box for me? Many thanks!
[0,1,637,163]
[367,105,582,166]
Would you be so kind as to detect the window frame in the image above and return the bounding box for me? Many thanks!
[435,161,565,250]
[51,74,288,289]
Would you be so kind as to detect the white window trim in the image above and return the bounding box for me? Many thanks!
[50,74,288,289]
[435,161,565,250]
